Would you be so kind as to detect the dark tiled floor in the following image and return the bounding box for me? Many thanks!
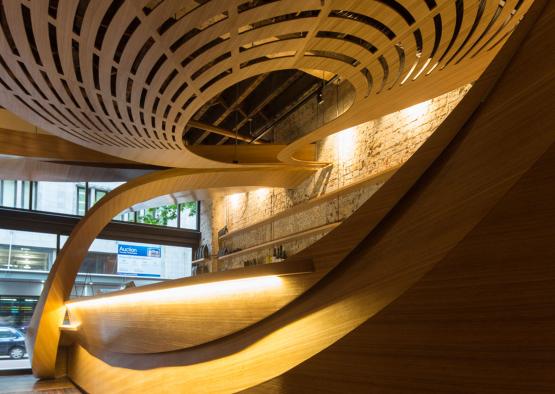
[0,374,80,393]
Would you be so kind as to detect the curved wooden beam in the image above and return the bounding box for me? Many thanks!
[0,128,141,164]
[26,166,314,378]
[0,157,155,182]
[252,135,555,393]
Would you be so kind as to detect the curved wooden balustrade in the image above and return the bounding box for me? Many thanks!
[0,0,531,168]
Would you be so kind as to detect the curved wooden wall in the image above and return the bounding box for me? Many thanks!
[249,139,555,394]
[59,1,555,391]
[0,0,530,168]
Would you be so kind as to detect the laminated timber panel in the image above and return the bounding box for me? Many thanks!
[0,128,142,164]
[65,259,316,354]
[30,1,549,392]
[249,127,555,394]
[0,0,532,168]
[26,166,314,378]
[0,156,155,182]
[248,2,555,392]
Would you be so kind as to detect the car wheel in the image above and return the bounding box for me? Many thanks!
[9,346,25,359]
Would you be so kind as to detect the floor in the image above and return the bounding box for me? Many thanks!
[0,374,80,393]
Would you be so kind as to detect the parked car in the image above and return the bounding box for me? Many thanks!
[0,327,26,359]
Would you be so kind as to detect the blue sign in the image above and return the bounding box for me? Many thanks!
[118,244,161,258]
[117,243,162,277]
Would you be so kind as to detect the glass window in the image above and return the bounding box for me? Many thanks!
[0,180,16,207]
[94,190,107,205]
[0,230,57,271]
[116,211,135,222]
[35,182,83,215]
[136,205,178,228]
[88,182,123,209]
[0,296,38,330]
[76,186,86,215]
[0,180,32,209]
[180,201,198,230]
[20,181,31,209]
[0,296,36,369]
[60,237,192,280]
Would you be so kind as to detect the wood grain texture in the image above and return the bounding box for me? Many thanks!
[187,144,317,164]
[65,260,315,354]
[0,156,156,182]
[23,0,551,390]
[26,166,314,378]
[0,0,530,168]
[249,98,555,394]
[0,127,141,164]
[60,1,555,392]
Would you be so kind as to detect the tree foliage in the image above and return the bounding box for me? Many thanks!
[137,201,197,226]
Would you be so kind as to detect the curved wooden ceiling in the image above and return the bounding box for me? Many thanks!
[0,0,529,168]
[17,0,551,389]
[26,0,554,388]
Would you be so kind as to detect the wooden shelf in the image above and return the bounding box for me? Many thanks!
[218,167,398,241]
[192,258,210,265]
[217,222,341,261]
[59,324,80,332]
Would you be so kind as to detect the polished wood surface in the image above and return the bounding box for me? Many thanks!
[21,0,554,391]
[249,111,555,394]
[187,144,316,164]
[60,1,555,391]
[0,0,530,168]
[0,156,155,182]
[26,166,314,377]
[65,260,314,354]
[0,128,141,164]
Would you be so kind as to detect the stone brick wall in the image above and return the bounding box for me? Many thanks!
[201,85,471,271]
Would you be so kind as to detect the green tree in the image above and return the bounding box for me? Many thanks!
[137,202,197,226]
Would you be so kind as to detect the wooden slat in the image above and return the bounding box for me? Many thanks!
[0,0,524,167]
[58,2,553,392]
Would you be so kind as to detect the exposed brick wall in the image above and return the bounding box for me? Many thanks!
[200,85,471,271]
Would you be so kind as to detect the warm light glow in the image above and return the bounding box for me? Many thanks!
[66,276,283,310]
[400,59,419,85]
[253,188,270,199]
[336,127,357,163]
[412,58,432,80]
[426,61,439,75]
[401,101,430,121]
[227,192,244,209]
[59,323,81,331]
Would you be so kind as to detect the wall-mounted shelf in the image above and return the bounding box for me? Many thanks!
[192,258,210,265]
[218,167,398,241]
[218,222,341,261]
